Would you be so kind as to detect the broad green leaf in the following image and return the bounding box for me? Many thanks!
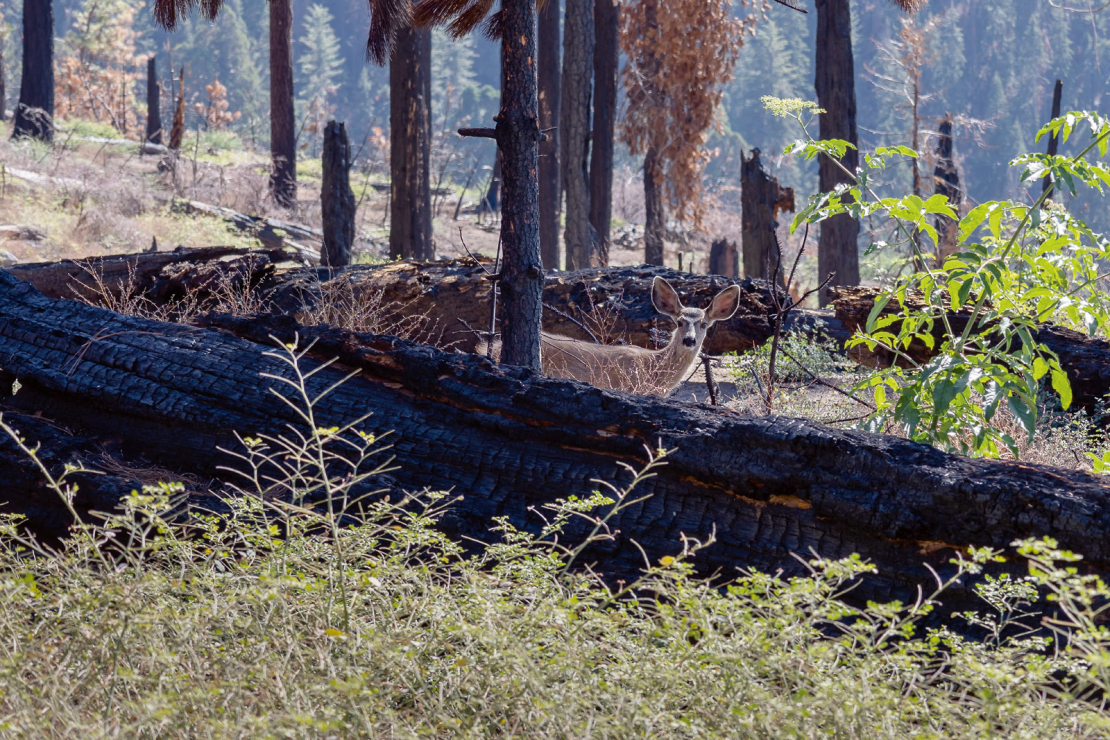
[1052,369,1072,410]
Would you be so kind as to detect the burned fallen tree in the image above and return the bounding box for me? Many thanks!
[261,258,847,353]
[3,268,1110,611]
[834,285,1110,413]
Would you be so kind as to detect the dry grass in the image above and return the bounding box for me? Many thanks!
[2,347,1110,738]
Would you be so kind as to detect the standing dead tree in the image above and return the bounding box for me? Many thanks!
[146,56,163,145]
[932,117,961,263]
[389,27,433,261]
[562,0,601,269]
[538,0,562,269]
[322,121,356,267]
[620,0,751,265]
[741,148,794,285]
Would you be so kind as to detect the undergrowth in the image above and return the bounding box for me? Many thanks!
[2,343,1110,738]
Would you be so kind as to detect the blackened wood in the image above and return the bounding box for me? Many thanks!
[832,285,1110,413]
[538,0,562,270]
[13,0,54,142]
[4,272,1110,611]
[146,56,163,145]
[644,146,665,266]
[814,0,859,305]
[269,0,297,208]
[589,0,619,266]
[1043,79,1063,199]
[261,259,846,354]
[561,0,600,270]
[169,67,185,151]
[708,239,738,279]
[390,27,434,261]
[741,149,794,284]
[321,121,356,267]
[3,245,281,301]
[481,149,502,213]
[933,118,960,262]
[496,0,544,369]
[0,39,7,122]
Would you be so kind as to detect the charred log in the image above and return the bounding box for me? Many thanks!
[4,269,1110,613]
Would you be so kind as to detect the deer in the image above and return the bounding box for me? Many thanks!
[540,276,740,396]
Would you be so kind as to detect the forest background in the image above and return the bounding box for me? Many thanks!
[0,0,1108,263]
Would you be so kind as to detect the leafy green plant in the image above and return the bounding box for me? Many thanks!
[767,97,1110,456]
[5,347,1110,736]
[732,327,847,385]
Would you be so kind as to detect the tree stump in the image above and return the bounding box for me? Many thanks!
[321,121,355,267]
[933,118,961,263]
[146,56,163,145]
[741,148,794,285]
[708,238,739,279]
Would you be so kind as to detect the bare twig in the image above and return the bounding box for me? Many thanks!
[542,303,600,344]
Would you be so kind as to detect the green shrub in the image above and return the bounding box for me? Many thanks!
[2,342,1110,737]
[768,98,1110,458]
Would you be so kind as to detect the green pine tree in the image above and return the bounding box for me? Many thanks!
[297,4,343,110]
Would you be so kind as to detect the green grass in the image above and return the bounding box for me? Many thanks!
[1,344,1110,738]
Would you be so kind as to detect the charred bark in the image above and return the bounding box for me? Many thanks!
[589,0,619,266]
[741,149,794,285]
[390,27,433,261]
[561,0,600,270]
[814,0,860,305]
[538,0,562,270]
[708,239,739,279]
[644,147,665,266]
[321,121,356,267]
[4,246,285,302]
[4,270,1110,611]
[269,0,297,209]
[1043,79,1063,201]
[260,259,840,354]
[146,56,163,145]
[495,0,544,369]
[933,118,960,263]
[13,0,54,142]
[0,38,7,122]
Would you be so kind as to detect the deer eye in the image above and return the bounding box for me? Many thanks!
[700,322,708,329]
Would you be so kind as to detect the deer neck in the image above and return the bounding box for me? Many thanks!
[655,333,701,386]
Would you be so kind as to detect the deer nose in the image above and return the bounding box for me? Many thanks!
[683,337,697,348]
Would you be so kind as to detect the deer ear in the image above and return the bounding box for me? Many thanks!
[706,285,740,323]
[651,277,683,318]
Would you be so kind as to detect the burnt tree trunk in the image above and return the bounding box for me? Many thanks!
[640,0,665,267]
[481,150,502,214]
[269,0,297,209]
[933,118,961,263]
[390,27,433,261]
[5,270,1110,611]
[538,0,562,270]
[814,0,860,306]
[321,121,356,267]
[1043,79,1063,200]
[13,0,54,142]
[644,147,665,266]
[708,239,738,279]
[589,0,619,266]
[0,39,7,122]
[496,0,544,369]
[561,0,600,270]
[169,67,185,151]
[146,56,163,145]
[741,149,794,285]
